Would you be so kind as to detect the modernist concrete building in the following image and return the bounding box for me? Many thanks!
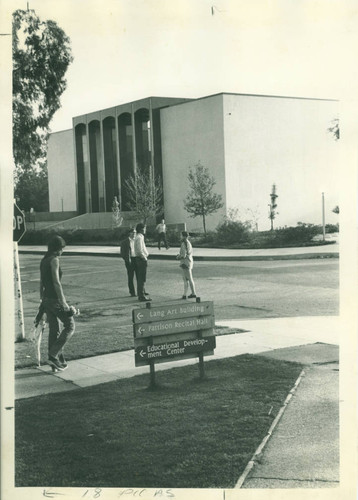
[47,92,339,231]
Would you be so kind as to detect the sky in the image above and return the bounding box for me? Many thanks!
[3,0,358,132]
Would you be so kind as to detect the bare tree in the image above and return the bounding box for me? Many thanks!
[112,196,123,228]
[124,166,163,224]
[328,119,340,141]
[245,206,261,231]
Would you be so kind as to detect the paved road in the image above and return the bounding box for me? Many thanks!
[16,254,339,367]
[19,253,339,319]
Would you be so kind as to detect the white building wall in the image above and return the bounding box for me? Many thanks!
[160,95,226,232]
[47,129,77,212]
[47,94,339,233]
[222,94,339,230]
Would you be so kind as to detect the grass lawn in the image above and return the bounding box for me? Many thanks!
[15,354,302,488]
[15,325,245,369]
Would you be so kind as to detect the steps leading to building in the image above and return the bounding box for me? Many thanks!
[41,212,147,230]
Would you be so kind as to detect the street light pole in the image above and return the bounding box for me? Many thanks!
[322,192,326,242]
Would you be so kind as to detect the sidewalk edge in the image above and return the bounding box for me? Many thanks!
[18,250,339,261]
[234,369,306,488]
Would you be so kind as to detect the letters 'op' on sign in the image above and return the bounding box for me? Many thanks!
[13,202,26,242]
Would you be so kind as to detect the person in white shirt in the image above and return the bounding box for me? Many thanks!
[133,223,151,302]
[176,231,197,299]
[120,228,136,296]
[155,219,170,250]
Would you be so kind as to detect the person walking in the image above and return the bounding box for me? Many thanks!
[133,223,152,302]
[155,219,170,250]
[176,231,197,299]
[39,235,75,372]
[120,228,137,297]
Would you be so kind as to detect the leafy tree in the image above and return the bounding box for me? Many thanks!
[14,168,49,212]
[12,8,73,207]
[124,166,163,224]
[184,162,224,235]
[268,183,278,231]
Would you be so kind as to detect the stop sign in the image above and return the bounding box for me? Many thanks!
[13,202,26,242]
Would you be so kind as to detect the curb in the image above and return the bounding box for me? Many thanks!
[18,250,339,261]
[234,369,306,489]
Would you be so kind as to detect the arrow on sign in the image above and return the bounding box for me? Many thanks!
[138,326,145,335]
[140,350,145,357]
[136,312,144,320]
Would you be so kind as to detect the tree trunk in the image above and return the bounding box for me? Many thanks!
[202,214,207,236]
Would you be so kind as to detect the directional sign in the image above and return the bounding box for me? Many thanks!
[134,314,215,338]
[13,202,26,242]
[131,300,217,378]
[133,301,214,324]
[135,336,216,366]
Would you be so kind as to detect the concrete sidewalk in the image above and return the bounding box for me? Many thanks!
[241,350,339,488]
[15,315,340,488]
[15,316,339,399]
[18,241,339,261]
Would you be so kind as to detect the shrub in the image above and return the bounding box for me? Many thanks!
[195,231,217,246]
[165,228,181,246]
[275,224,321,245]
[215,220,251,245]
[325,223,339,233]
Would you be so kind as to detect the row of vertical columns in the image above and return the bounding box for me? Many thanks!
[99,119,106,211]
[131,103,137,179]
[74,102,156,214]
[114,109,121,209]
[85,122,91,213]
[149,102,155,171]
[72,125,79,212]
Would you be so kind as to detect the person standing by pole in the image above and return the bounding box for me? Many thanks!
[133,223,152,302]
[40,235,75,372]
[155,218,170,250]
[120,228,137,297]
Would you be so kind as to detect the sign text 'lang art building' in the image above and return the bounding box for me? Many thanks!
[47,92,339,231]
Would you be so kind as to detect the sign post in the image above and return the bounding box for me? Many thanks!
[13,201,26,342]
[132,299,216,387]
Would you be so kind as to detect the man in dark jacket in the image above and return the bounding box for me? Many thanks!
[120,228,136,297]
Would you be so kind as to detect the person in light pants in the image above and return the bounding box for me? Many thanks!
[176,231,197,300]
